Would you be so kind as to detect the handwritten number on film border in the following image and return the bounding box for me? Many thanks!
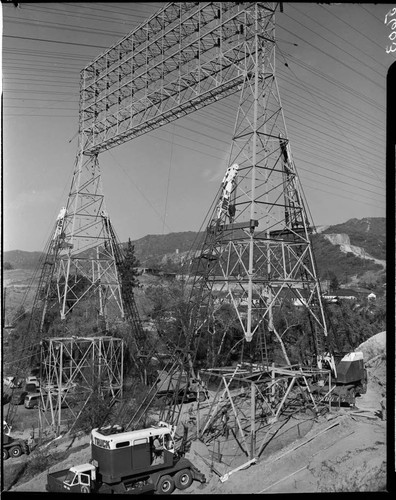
[385,7,396,53]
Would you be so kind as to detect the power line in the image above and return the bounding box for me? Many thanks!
[275,45,384,183]
[319,4,385,51]
[278,24,385,91]
[3,34,109,49]
[288,3,388,72]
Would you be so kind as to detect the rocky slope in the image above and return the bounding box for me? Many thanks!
[323,233,386,269]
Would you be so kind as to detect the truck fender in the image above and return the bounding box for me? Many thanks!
[81,485,90,493]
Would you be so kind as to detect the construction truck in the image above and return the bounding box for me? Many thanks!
[46,421,205,494]
[2,421,30,460]
[314,351,368,406]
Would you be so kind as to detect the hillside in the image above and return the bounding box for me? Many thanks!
[3,250,43,270]
[130,231,204,267]
[321,218,386,260]
[3,218,386,284]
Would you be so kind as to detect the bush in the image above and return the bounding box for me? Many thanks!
[24,449,53,477]
[74,390,117,433]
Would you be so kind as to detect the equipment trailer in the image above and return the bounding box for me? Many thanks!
[46,421,205,494]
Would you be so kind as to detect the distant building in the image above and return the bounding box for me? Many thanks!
[322,289,359,303]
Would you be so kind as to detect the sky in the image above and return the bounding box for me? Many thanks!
[1,2,392,253]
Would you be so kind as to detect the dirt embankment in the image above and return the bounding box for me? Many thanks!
[4,332,387,494]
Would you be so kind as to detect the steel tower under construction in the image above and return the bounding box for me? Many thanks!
[189,3,330,367]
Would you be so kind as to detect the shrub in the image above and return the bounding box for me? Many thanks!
[24,448,53,478]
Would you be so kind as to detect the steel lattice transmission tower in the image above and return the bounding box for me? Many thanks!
[29,150,126,338]
[59,152,125,323]
[190,3,330,365]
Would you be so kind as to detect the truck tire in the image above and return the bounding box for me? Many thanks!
[156,474,175,494]
[174,469,193,490]
[10,446,22,458]
[3,449,9,460]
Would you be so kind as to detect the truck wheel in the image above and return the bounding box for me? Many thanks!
[198,392,206,403]
[174,469,193,490]
[360,380,367,395]
[348,388,356,406]
[3,449,9,460]
[10,446,22,458]
[156,475,175,494]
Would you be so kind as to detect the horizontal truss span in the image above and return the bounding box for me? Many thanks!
[79,2,276,154]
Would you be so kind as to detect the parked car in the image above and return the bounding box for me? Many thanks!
[24,393,41,409]
[25,376,40,387]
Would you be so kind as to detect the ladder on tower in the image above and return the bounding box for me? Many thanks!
[28,208,69,338]
[103,216,146,347]
[99,213,157,386]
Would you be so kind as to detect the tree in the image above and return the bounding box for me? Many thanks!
[329,273,340,292]
[118,239,140,295]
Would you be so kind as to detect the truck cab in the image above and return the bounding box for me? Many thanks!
[63,464,96,492]
[46,464,96,493]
